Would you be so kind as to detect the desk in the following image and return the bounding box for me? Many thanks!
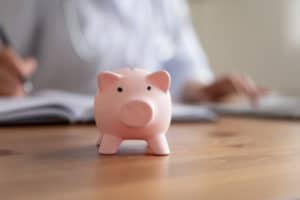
[1,118,300,200]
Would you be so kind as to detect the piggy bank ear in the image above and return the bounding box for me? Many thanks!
[97,71,122,91]
[147,70,170,92]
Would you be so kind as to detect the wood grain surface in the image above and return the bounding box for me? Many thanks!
[1,117,300,200]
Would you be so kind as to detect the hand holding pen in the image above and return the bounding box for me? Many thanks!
[0,25,37,96]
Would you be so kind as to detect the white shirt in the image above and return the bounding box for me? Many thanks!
[0,0,214,100]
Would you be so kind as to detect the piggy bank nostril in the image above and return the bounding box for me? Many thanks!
[117,87,123,92]
[120,101,154,127]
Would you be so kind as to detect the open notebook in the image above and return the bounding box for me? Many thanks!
[0,91,94,124]
[0,90,217,125]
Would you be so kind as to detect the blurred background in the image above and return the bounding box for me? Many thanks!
[189,0,300,96]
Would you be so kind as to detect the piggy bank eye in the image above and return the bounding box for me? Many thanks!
[147,85,151,91]
[117,87,123,92]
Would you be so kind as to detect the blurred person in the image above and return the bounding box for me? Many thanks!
[0,0,266,102]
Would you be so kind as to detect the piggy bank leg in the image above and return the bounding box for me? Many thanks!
[147,135,170,155]
[96,133,103,147]
[98,134,122,155]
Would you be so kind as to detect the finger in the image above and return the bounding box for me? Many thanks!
[229,75,259,102]
[0,48,24,79]
[0,68,24,96]
[236,76,257,96]
[19,58,37,78]
[243,76,261,100]
[257,87,272,95]
[0,83,24,96]
[241,76,270,105]
[0,48,37,79]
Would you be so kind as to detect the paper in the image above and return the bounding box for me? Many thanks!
[209,95,300,119]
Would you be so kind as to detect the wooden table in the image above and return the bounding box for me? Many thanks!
[1,117,300,200]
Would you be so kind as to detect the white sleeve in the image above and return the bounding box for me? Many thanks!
[163,0,214,101]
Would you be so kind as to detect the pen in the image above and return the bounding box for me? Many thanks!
[0,25,11,47]
[0,25,33,93]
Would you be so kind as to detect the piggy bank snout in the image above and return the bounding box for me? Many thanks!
[120,100,154,127]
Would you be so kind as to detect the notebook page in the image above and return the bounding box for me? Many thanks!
[36,90,94,119]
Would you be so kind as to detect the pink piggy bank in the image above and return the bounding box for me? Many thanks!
[94,68,172,155]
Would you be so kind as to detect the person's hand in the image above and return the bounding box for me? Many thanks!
[182,74,268,103]
[0,48,37,96]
